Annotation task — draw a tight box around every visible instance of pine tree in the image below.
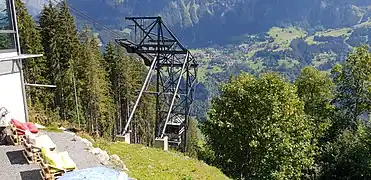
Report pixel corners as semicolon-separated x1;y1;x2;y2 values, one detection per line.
39;1;60;120
54;0;82;122
80;27;114;138
104;42;131;138
16;0;55;124
16;0;47;102
104;42;156;144
127;57;156;145
39;1;59;84
136;91;156;145
104;42;120;135
185;118;199;158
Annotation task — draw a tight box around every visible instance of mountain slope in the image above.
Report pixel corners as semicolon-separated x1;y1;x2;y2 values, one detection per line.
24;0;371;47
95;140;230;180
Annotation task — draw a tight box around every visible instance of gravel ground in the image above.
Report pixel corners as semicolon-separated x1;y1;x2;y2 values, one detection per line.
45;131;102;169
0;131;102;180
0;144;40;180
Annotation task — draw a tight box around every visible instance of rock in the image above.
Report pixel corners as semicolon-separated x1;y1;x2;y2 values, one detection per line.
97;150;110;165
102;150;109;157
81;138;93;148
87;146;94;152
109;154;129;172
72;135;82;142
90;147;102;155
110;154;120;162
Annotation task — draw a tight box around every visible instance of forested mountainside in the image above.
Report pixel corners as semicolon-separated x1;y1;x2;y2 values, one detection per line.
25;0;371;46
23;0;371;118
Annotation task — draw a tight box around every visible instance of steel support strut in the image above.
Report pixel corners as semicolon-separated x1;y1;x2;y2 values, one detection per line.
115;16;198;151
121;56;158;135
161;52;189;138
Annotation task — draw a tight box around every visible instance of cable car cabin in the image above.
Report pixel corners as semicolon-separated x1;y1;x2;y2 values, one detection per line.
0;0;43;126
165;126;182;145
164;116;185;145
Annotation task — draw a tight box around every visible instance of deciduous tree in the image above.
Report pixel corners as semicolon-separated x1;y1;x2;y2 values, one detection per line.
202;73;315;179
332;45;371;132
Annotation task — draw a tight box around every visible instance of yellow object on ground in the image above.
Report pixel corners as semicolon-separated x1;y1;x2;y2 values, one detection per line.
41;147;77;170
59;151;77;169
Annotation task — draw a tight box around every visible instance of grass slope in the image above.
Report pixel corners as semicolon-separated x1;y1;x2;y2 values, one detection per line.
95;141;229;180
316;28;352;37
268;27;307;50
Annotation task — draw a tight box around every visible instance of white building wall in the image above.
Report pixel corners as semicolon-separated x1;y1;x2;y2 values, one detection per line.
0;52;26;124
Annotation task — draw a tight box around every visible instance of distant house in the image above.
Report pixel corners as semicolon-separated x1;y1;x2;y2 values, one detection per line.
0;0;42;125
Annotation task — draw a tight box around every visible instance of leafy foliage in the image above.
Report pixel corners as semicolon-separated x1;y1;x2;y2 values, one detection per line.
332;45;371;132
294;67;335;178
295;67;334;141
202;73;315;179
320;123;371;179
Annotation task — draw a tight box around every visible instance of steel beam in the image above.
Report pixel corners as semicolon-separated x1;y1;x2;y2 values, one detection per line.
115;16;198;151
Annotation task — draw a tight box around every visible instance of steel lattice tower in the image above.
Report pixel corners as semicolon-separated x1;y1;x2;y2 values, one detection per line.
115;16;198;151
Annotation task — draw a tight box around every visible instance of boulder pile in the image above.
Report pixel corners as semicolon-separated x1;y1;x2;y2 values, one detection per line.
75;135;129;172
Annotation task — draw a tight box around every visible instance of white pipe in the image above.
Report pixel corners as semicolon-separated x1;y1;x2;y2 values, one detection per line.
25;83;57;88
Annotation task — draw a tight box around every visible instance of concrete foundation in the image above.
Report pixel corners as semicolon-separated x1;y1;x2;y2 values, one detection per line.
154;136;168;151
116;133;131;144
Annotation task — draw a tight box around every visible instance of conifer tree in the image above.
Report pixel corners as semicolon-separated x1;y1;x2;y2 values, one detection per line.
104;42;156;144
126;57;156;145
15;0;56;124
80;27;114;138
136;89;156;145
39;2;60;120
104;42;125;136
186;118;199;158
54;0;82;122
39;1;59;83
16;0;47;104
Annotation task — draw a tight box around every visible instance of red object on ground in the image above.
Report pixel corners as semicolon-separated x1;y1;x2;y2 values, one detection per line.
10;119;28;135
10;119;39;135
25;122;39;133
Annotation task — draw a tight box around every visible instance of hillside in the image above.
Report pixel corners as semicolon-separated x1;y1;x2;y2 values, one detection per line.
190;22;371;117
23;0;371;118
94;140;229;180
25;0;371;46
